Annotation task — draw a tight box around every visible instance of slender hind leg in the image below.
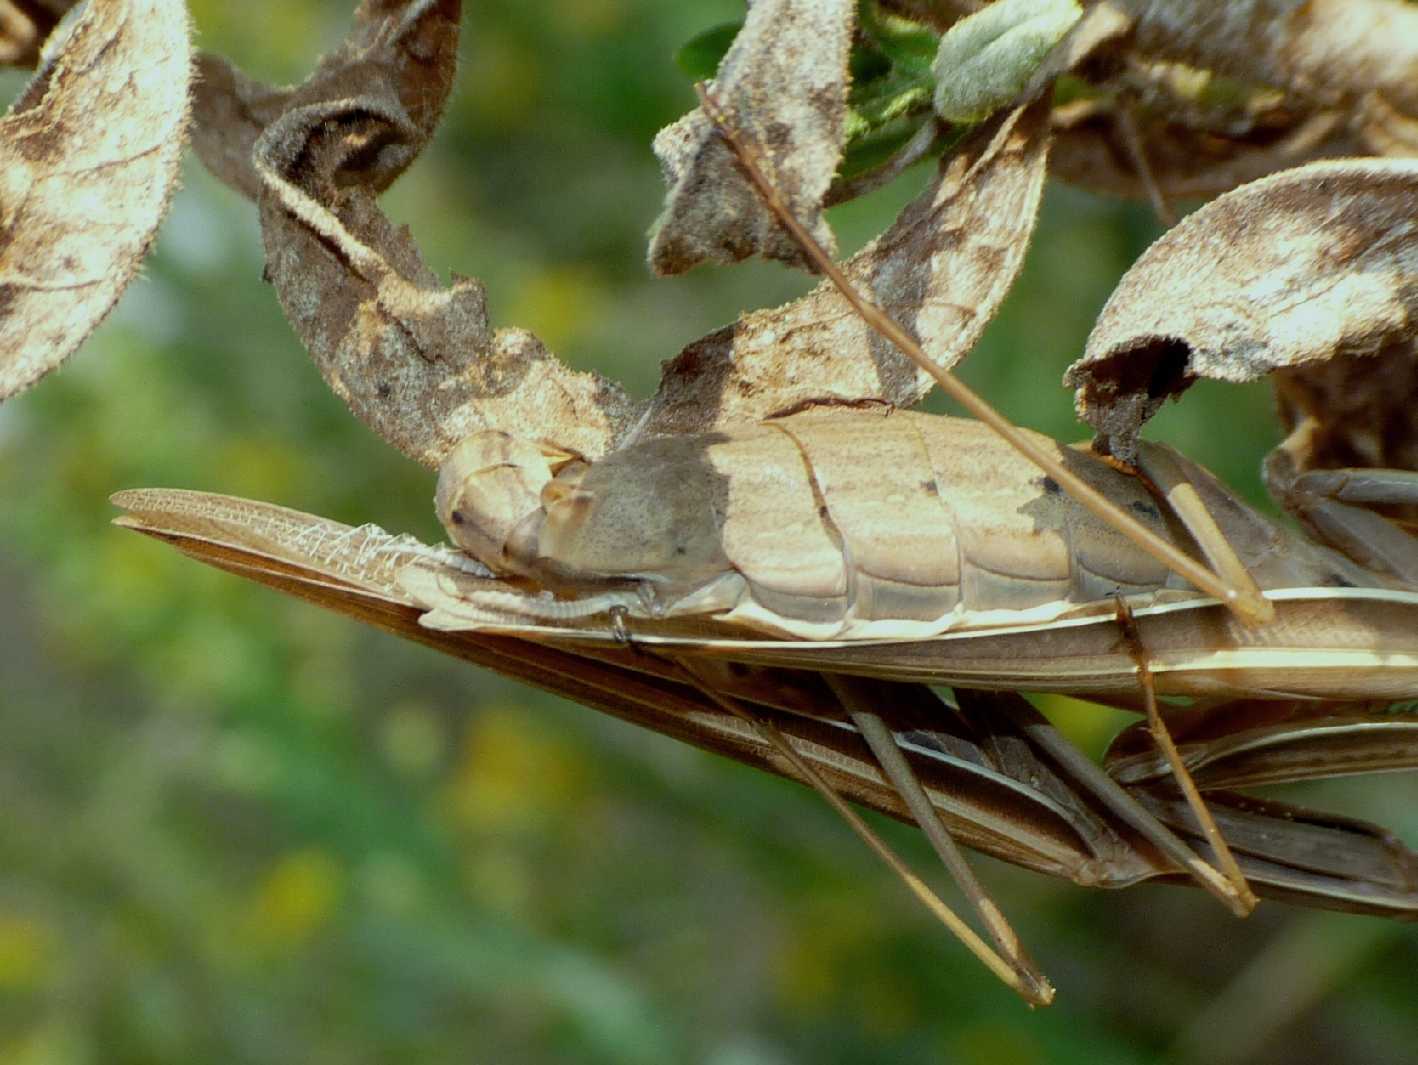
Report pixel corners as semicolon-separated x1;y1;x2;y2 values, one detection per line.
1114;598;1258;915
668;658;1056;1004
957;685;1254;915
823;674;1052;1000
1103;697;1418;916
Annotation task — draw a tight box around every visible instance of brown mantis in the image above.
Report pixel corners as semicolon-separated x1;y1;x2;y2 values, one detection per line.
109;486;1418;1005
120;149;1418;1007
298;89;1409;998
114;8;1418;1004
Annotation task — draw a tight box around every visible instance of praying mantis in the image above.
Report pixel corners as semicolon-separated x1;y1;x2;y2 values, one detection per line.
114;5;1418;1004
338;91;1414;999
115;107;1418;1006
109;483;1418;1005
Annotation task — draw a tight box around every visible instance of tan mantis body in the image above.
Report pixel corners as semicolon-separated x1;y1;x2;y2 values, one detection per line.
427;407;1418;698
112;487;1418;920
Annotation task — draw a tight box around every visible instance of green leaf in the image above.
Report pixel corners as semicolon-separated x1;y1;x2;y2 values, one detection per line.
673;21;741;81
933;0;1081;123
834;6;943;191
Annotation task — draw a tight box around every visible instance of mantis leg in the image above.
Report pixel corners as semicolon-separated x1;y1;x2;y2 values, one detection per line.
1105;699;1418;915
1271;470;1418;581
1130;444;1270;610
1264;414;1418;580
824;673;1052;1001
671;659;1056;1005
1106;700;1418;790
954;686;1252;914
1115;598;1258;914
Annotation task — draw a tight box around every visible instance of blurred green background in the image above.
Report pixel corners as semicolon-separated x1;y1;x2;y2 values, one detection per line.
1;2;1416;1063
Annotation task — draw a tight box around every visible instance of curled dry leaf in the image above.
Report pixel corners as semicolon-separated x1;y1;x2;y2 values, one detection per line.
1115;0;1418;153
644;101;1052;436
0;0;77;68
192;0;458;202
209;0;1050;462
0;0;190;401
202;0;637;468
648;0;853;276
189;51;292;202
1067;158;1418;464
1049;99;1366;203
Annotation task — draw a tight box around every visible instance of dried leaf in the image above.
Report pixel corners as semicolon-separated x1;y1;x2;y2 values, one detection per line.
192;0;461;204
1049;98;1365;202
1117;0;1418;120
0;0;190;401
1067;158;1418;463
0;0;76;68
1114;0;1418;155
226;0;637;468
189;51;291;202
647;0;853;275
643;101;1052;436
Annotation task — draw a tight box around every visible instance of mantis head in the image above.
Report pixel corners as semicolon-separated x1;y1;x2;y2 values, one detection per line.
435;432;587;578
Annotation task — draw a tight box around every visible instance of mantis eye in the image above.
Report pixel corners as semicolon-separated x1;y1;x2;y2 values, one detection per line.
435;432;554;572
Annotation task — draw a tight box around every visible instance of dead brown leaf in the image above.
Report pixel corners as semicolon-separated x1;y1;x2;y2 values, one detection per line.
204;0;638;468
1067;158;1418;464
1119;0;1418;117
644;101;1052;436
192;0;458;203
1050;98;1365;203
204;4;1051;466
1115;0;1418;157
0;0;190;401
647;0;853;276
189;51;292;202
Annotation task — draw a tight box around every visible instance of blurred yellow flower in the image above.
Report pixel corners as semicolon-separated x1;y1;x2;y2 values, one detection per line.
0;1022;88;1065
773;891;886;1014
552;0;629;36
502;266;607;359
241;849;343;952
442;706;588;833
0;914;53;991
456;34;543;130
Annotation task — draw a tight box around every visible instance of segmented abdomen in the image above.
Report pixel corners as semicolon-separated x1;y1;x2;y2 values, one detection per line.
724;410;1180;629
